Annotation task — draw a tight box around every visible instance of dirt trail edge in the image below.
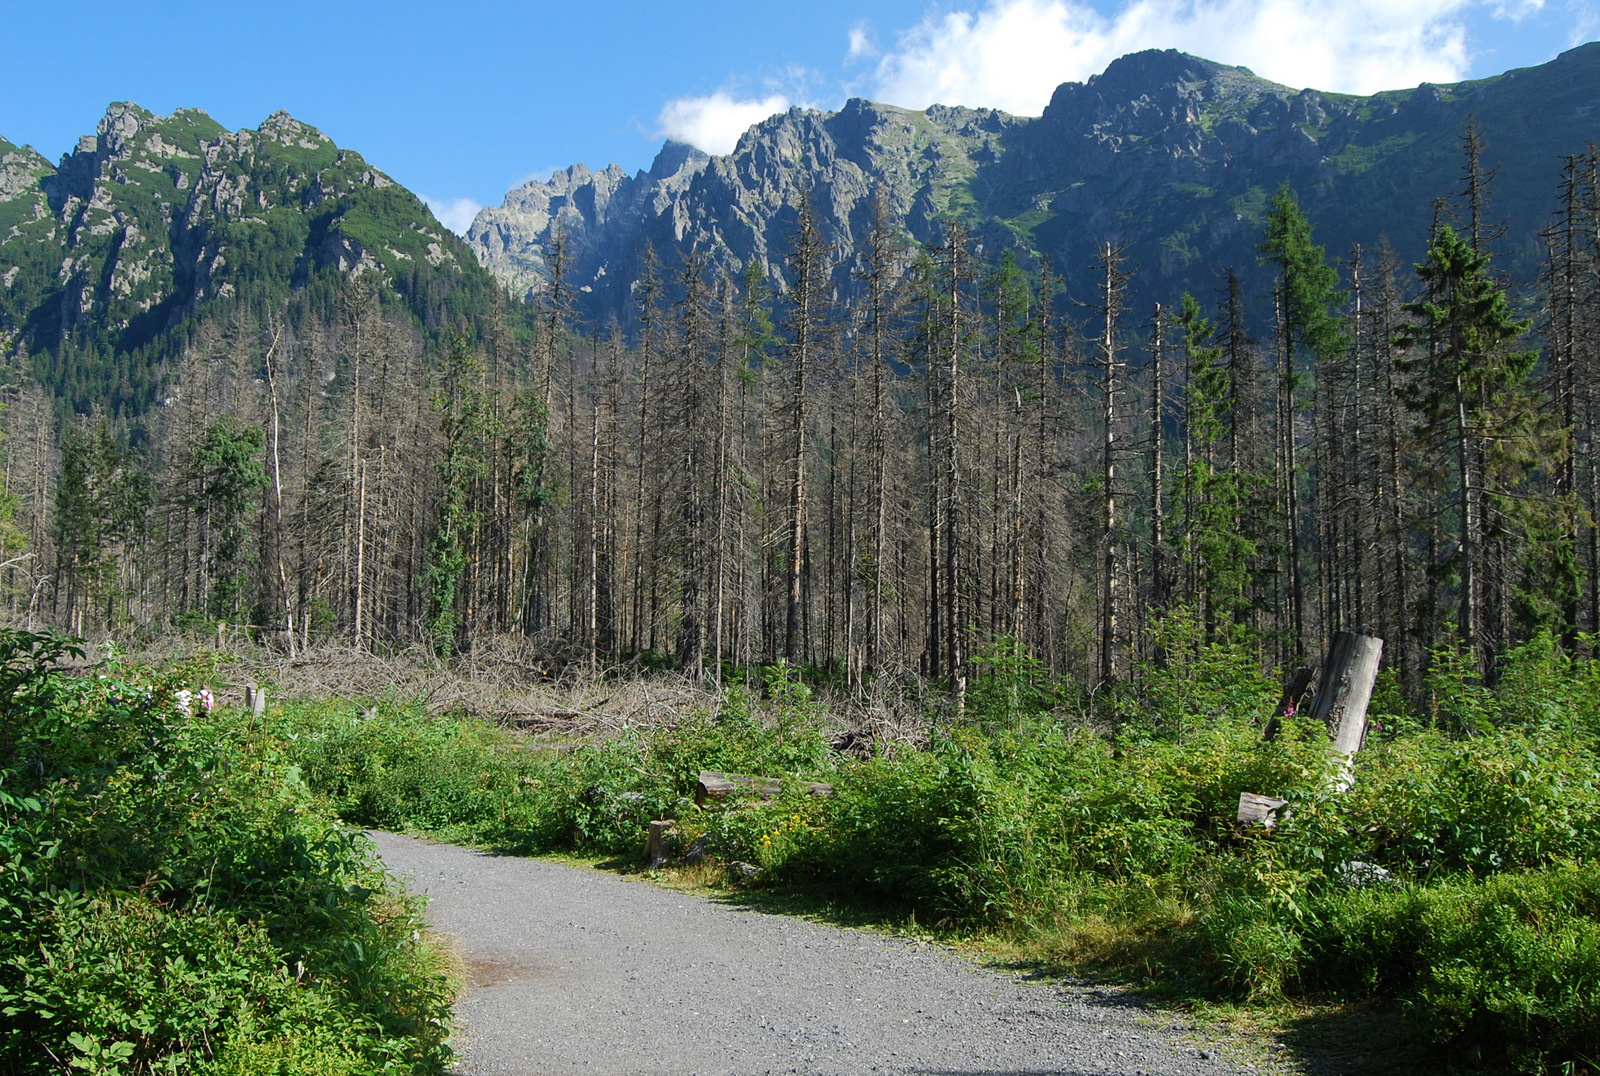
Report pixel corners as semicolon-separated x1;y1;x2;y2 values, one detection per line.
374;832;1275;1076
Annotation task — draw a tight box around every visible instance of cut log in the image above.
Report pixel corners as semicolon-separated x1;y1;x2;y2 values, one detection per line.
1307;631;1384;790
1237;792;1290;828
694;770;834;806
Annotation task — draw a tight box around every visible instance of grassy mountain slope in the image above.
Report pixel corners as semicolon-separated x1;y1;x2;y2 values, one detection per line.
0;104;506;419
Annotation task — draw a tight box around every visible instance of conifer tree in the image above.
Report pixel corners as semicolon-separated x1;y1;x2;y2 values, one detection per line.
1398;224;1550;666
1260;187;1347;659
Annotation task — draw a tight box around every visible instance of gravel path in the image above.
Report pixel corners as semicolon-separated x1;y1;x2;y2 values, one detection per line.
374;832;1277;1076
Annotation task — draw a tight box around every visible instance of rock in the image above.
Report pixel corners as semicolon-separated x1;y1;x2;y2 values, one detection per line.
1335;861;1396;888
729;861;764;884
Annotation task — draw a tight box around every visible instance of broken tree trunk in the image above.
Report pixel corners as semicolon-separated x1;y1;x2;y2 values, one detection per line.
1307;631;1384;790
1262;665;1315;741
1239;631;1384;824
695;770;835;806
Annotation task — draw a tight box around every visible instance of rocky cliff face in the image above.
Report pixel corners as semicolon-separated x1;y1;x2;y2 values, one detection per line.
0;103;484;412
470;96;1019;316
469;44;1600;322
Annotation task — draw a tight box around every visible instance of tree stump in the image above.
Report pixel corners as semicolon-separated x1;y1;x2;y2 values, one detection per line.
1237;792;1290;827
646;820;676;868
1241;631;1385;824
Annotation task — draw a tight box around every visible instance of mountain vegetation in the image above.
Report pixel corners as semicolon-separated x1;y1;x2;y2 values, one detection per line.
1;43;1600;1072
0;104;512;420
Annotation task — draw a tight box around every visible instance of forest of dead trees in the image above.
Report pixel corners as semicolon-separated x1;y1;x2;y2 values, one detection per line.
3;129;1598;707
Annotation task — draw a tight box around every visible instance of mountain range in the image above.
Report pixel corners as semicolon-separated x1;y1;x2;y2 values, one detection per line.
2;42;1598;415
468;42;1600;323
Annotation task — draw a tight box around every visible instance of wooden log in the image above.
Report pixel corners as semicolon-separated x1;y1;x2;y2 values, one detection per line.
1237;792;1290;828
694;770;835;806
1307;631;1384;790
646;820;676;868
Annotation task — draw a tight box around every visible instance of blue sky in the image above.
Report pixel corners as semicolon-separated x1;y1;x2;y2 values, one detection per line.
1;0;1594;233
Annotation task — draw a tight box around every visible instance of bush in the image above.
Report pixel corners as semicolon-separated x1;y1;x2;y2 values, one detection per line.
0;631;453;1074
1308;868;1600;1070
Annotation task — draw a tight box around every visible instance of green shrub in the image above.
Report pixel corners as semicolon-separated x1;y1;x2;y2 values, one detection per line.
1308;868;1600;1070
0;632;453;1074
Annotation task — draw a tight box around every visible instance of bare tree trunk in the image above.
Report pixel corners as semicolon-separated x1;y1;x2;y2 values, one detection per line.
941;224;969;712
1097;242;1130;687
262;320;296;656
1149;303;1167;621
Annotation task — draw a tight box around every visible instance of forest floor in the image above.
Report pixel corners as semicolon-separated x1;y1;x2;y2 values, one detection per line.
374;830;1293;1076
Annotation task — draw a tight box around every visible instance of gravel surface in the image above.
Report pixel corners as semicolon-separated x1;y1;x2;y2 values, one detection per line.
374;831;1279;1076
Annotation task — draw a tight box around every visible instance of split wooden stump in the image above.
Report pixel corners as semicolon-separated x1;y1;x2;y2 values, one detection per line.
1309;631;1385;790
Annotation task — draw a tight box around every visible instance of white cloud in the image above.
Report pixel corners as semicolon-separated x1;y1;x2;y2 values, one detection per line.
656;91;792;156
848;22;877;59
422;195;483;236
869;0;1482;114
1489;0;1542;18
1570;0;1599;45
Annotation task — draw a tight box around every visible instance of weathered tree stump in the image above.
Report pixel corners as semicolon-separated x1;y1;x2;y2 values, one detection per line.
645;820;676;868
1241;631;1385;822
1237;792;1290;828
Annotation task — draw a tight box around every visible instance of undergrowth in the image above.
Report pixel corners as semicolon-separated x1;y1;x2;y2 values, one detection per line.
0;631;454;1075
272;625;1600;1073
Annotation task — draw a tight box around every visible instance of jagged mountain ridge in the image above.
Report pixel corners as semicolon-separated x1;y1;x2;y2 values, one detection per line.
470;44;1600;323
0;103;496;416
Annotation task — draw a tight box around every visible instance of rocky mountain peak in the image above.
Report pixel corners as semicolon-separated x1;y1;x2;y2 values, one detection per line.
647;140;709;182
96;102;154;157
1093;49;1231;95
457;44;1600;326
0;140;54;200
1;101;482;404
258;109;332;149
